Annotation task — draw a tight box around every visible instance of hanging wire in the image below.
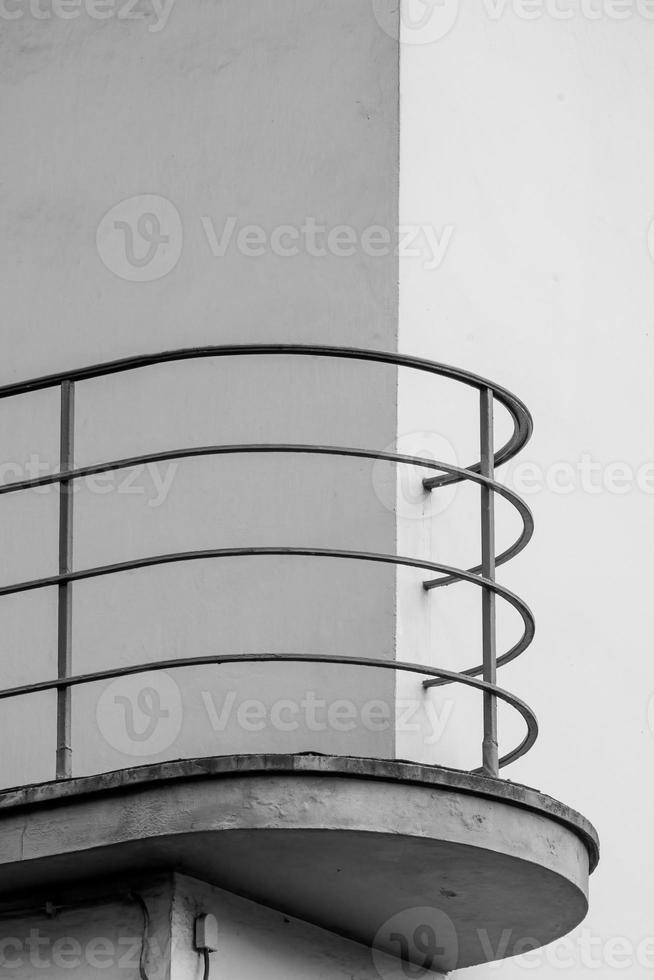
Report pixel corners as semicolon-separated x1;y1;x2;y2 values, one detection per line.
128;892;152;980
202;947;211;980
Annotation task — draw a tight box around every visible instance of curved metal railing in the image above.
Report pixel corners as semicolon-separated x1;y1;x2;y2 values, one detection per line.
0;345;536;780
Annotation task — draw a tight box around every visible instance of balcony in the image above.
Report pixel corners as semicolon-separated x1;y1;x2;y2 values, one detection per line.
0;345;598;972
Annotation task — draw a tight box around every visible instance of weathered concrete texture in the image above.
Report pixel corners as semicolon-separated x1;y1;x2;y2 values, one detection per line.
0;755;598;970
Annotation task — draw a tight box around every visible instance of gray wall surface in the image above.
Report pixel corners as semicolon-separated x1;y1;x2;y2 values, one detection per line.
0;0;401;783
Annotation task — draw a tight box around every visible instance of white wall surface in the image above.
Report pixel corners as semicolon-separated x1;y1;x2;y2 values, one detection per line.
397;1;654;976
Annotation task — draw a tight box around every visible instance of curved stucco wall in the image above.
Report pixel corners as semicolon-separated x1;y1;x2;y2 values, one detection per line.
0;0;524;787
0;0;402;786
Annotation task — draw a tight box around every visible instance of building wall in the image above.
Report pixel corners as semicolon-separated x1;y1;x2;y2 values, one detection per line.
170;873;407;980
0;871;447;979
0;0;402;785
0;876;172;980
0;0;525;785
395;2;652;977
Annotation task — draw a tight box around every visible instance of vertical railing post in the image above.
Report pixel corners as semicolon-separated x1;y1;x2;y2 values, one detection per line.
56;380;75;780
480;386;499;777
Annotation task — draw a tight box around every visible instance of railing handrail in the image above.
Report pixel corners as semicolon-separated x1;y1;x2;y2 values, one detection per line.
0;653;537;772
0;345;536;781
0;443;535;584
0;344;533;478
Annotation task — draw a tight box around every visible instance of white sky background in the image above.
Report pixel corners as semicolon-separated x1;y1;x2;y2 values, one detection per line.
399;3;654;978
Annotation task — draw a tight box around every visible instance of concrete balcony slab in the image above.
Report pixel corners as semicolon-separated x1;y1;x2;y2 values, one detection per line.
0;755;598;971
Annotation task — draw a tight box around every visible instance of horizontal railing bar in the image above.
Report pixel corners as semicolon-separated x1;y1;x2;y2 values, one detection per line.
0;652;538;770
423;473;534;585
0;442;534;579
0;547;535;672
0;345;533;476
